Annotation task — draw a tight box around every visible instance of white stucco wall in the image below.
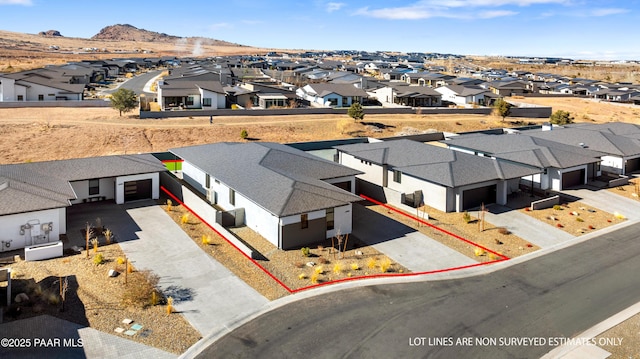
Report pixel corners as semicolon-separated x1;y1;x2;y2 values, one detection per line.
324;175;357;194
0;77;16;101
601;155;624;174
22;82;81;101
199;88;226;109
70;178;116;204
0;208;66;251
181;162;207;194
326;204;353;238
339;153;384;186
386;170;451;212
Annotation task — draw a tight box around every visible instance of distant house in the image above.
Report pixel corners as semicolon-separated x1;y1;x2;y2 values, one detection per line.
0;154;165;252
334;139;539;212
435;85;494;106
369;83;442;107
0;72;85;102
488;80;532;96
400;72;454;87
296;83;369;107
157;73;226;110
171;142;363;249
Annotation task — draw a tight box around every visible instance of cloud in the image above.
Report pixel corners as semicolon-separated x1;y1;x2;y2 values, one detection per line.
589;8;629;16
0;0;32;5
209;23;231;30
355;0;571;20
326;2;345;13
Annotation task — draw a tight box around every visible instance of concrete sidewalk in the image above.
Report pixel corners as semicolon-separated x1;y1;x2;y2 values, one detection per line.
352;204;476;272
484;204;575;248
118;203;269;336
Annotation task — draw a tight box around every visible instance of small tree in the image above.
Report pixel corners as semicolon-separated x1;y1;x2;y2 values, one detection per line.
240;129;249;140
347;102;365;121
110;88;138;116
494;98;512;122
549;110;574;125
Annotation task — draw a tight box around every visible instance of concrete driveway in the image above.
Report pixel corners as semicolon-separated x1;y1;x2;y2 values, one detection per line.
352;204;475;272
67;201;269;337
484;204;575;248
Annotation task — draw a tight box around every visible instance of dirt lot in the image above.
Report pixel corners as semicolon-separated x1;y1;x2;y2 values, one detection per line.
509;96;640;124
520;201;624;235
2;243;201;354
0;107;547;164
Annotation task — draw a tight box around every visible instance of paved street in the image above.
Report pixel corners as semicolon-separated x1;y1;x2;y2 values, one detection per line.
197;221;640;358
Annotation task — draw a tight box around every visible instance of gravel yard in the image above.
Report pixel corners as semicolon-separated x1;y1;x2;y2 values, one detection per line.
520;201;624;235
1;243;201;354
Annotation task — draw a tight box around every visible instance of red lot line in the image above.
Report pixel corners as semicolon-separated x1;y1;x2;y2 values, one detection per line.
360;194;510;261
161;159;184;163
160;186;509;295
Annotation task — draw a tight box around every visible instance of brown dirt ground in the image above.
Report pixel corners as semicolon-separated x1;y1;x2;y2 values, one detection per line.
1;243;201;354
508;96;640;124
0;107;548;164
607;179;640;201
596;312;640;359
520;201;624;236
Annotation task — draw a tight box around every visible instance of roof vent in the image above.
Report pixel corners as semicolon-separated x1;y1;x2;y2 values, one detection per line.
578;143;588;148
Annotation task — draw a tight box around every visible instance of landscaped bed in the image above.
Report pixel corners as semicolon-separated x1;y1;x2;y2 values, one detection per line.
365;203;540;261
163;199;409;298
2;243;201;354
520;201;625;235
607;179;640;201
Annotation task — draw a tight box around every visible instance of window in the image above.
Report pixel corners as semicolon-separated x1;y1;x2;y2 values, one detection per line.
89;179;100;195
186;96;194;106
17;95;24;101
38;94;44;101
326;208;334;230
229;188;235;206
393;170;402;183
328;98;338;106
215;179;220;184
48;93;55;97
301;213;309;229
203;98;212;107
205;174;210;188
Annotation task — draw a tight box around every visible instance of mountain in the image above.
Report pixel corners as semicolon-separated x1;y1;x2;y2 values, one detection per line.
90;24;240;46
91;24;179;42
38;30;63;37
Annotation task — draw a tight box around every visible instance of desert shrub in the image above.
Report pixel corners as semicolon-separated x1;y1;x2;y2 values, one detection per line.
122;270;160;309
104;229;113;245
47;292;60;306
93;253;104;265
151;290;160;306
488;252;498;261
380;258;392;273
117;257;126;265
310;273;319;284
90;238;99;253
298;273;307;280
474;247;486;256
462;211;472;223
202;235;211;245
351;263;360;271
301;247;310;257
166;199;173;212
240;129;249;139
553;205;562;211
333;262;343;275
576;217;584;222
314;266;324;275
367;258;377;269
318;256;329;264
498;227;511;235
166;296;174;315
181;213;189;224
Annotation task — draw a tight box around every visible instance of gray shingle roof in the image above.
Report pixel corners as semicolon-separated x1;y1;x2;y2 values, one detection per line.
170;143;363;217
305;83;369;98
445;134;603;169
335;139;540;187
0;154;166;215
524;126;640;157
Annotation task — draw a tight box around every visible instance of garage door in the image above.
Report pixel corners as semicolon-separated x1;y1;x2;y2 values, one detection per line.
124;179;152;202
462;185;496;210
561;169;585;189
625;158;640;174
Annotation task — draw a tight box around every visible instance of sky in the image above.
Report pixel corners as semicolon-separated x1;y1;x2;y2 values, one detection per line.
1;0;639;60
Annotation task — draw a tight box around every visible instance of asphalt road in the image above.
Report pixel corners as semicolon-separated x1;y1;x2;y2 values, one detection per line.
102;70;161;97
198;222;640;359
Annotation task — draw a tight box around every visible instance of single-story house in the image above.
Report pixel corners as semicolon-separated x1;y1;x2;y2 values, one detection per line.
488;80;532;96
0;73;85;102
296;83;369;107
368;83;442;107
444;133;604;191
435;85;494;106
157;73;226;110
523;123;640;175
170;142;363;250
334;139;540;212
0;154;165;252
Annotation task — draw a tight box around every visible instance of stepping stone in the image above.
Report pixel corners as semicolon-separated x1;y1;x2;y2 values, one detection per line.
131;324;143;331
138;329;152;338
122;318;133;324
114;327;125;334
124;330;137;336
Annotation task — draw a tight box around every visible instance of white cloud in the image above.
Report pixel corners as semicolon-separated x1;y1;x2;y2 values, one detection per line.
209;23;231;30
326;2;345;13
0;0;32;5
589;8;629;17
478;10;518;18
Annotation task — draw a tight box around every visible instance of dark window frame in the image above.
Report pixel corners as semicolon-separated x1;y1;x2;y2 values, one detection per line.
89;179;100;195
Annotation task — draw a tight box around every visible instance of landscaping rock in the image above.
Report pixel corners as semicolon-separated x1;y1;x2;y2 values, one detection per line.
108;269;119;277
305;262;315;267
14;293;29;303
